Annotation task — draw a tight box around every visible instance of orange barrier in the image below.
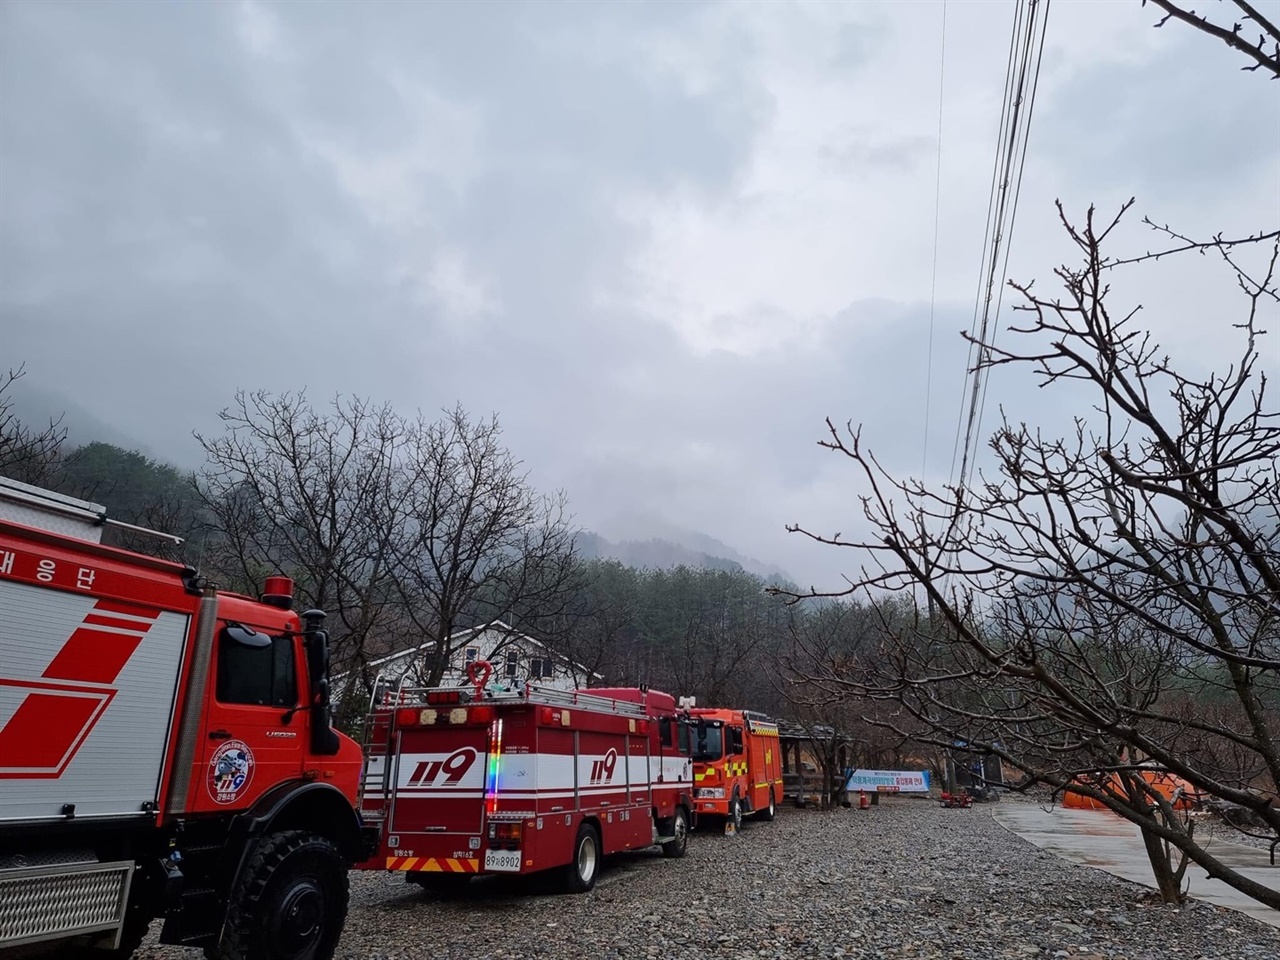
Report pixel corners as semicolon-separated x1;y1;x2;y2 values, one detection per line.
1062;769;1200;810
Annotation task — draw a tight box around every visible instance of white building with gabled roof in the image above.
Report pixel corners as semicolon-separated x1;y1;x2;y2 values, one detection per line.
347;620;600;696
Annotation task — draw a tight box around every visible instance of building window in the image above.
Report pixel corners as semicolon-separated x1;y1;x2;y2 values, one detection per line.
464;647;479;664
505;650;519;679
530;658;554;679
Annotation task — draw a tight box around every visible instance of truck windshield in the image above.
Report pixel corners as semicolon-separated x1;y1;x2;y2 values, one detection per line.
691;723;723;761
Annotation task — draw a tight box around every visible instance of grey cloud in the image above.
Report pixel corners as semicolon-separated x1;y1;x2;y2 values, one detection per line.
2;0;1275;591
822;132;937;172
1037;29;1280;198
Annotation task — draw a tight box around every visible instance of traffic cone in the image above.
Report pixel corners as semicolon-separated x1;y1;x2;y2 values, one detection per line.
859;790;870;809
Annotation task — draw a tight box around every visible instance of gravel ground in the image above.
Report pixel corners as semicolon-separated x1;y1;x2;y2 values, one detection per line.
135;797;1280;960
1193;815;1279;855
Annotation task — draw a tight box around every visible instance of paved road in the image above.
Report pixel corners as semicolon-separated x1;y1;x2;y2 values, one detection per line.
993;803;1280;928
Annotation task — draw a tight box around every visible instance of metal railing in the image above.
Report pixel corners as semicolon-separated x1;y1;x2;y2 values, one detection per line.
364;678;651;719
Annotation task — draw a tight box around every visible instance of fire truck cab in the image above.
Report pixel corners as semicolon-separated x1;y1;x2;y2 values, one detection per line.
358;671;694;893
688;707;783;831
0;478;369;960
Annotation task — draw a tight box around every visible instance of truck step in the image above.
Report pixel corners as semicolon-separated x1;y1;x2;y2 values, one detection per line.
159;886;221;947
176;843;225;857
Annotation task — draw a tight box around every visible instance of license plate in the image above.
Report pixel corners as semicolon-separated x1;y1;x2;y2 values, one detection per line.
484;849;523;873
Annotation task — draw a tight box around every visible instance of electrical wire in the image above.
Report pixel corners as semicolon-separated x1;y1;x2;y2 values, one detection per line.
923;0;949;481
949;0;1026;488
950;0;1051;504
974;0;1051;460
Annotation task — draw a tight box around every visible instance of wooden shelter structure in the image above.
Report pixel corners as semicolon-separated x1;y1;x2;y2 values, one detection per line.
776;719;852;808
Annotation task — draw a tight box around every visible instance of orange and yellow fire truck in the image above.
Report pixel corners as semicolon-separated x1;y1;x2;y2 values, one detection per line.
357;666;695;892
688;706;782;831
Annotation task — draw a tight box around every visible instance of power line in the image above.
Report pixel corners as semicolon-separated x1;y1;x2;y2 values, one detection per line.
922;0;949;481
975;0;1051;459
951;0;1051;503
949;0;1026;488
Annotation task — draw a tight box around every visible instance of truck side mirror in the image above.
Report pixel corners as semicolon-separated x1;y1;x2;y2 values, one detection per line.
300;610;340;756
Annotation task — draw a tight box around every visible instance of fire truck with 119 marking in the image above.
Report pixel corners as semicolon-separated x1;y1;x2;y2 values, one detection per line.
358;664;696;892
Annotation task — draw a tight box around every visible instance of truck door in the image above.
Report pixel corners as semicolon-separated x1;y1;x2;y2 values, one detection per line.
748;727;770;805
388;721;489;842
192;622;305;813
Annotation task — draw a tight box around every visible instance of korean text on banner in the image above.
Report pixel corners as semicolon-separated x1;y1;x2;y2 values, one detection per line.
845;769;931;793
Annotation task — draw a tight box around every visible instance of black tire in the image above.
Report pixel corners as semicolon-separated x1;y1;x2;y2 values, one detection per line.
660;807;689;858
758;788;776;822
728;795;744;833
563;823;601;893
209;830;348;960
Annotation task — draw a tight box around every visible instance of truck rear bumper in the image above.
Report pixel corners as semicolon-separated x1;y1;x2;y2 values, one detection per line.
0;859;134;950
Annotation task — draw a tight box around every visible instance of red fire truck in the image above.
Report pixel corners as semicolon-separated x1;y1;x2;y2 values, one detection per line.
0;478;370;959
357;667;694;892
688;706;783;831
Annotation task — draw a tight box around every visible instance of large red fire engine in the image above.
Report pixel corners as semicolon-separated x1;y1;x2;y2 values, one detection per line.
357;666;694;892
0;478;370;959
688;706;783;831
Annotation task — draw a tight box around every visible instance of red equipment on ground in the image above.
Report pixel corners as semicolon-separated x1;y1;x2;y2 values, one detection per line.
357;665;695;892
939;790;974;808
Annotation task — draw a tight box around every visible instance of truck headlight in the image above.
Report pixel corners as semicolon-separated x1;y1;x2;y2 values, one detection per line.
696;788;725;799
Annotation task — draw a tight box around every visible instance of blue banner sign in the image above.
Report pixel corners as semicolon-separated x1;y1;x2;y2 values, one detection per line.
845;769;931;793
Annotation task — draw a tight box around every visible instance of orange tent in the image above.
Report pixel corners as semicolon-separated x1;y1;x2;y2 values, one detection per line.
1062;769;1201;811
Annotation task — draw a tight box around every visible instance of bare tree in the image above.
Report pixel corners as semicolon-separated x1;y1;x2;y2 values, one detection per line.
393;405;580;686
776;599;927;809
534;558;641;687
1145;0;1280;77
195;391;412;682
782;200;1279;906
653;567;780;707
0;364;68;487
777;3;1280;907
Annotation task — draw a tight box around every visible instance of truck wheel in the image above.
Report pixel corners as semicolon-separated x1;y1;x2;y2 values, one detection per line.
212;830;348;960
728;796;744;833
563;823;600;894
758;789;776;822
661;807;689;858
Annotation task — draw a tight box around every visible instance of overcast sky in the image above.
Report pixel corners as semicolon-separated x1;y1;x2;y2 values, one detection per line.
2;0;1277;589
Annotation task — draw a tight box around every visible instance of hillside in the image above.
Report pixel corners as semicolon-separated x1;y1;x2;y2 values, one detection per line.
575;530;793;584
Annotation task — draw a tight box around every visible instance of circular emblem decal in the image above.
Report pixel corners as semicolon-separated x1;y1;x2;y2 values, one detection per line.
208;740;255;804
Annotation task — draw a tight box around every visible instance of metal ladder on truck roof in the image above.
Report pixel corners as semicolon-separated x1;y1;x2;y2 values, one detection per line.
382;679;651;720
362;674;652;721
0;475;184;545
